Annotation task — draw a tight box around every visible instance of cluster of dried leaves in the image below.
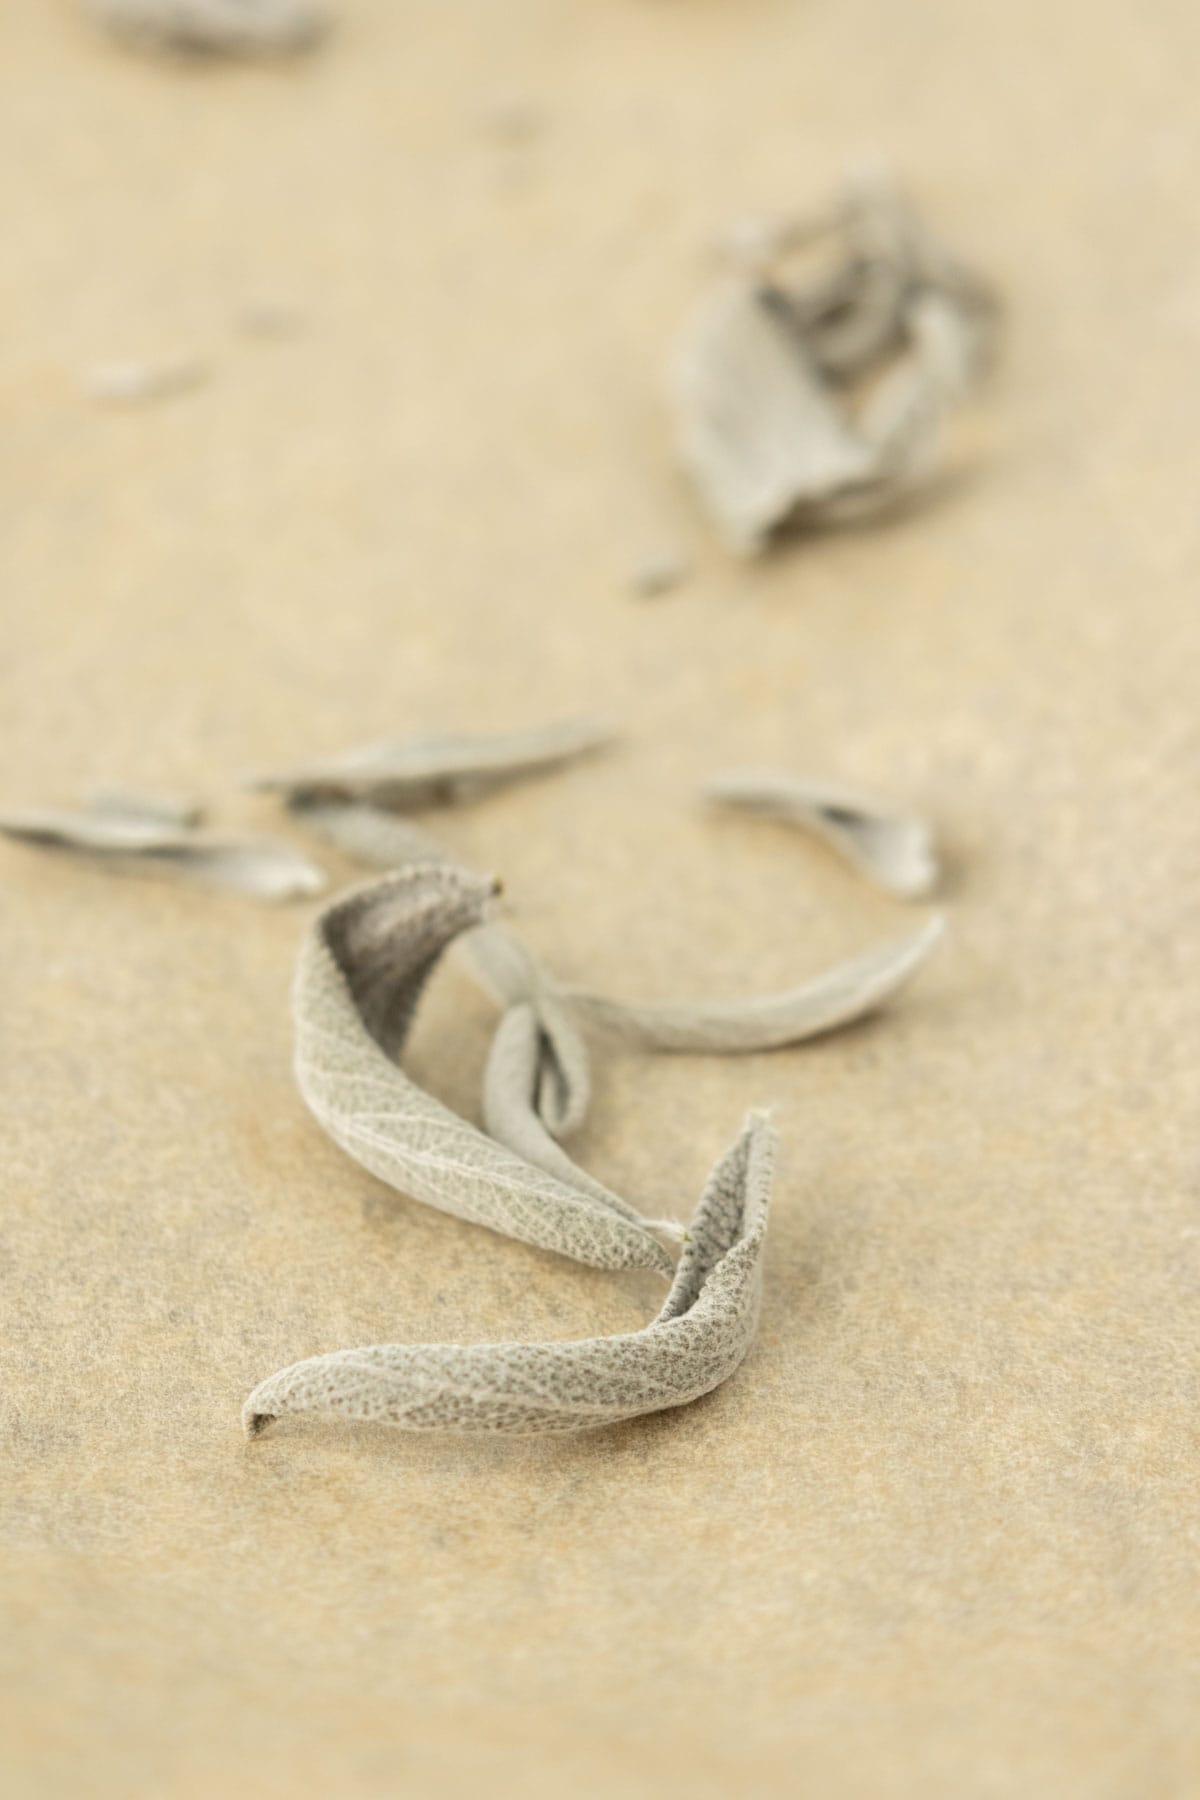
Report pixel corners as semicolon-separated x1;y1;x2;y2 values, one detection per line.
2;716;957;1432
1;723;947;1438
233;729;946;1439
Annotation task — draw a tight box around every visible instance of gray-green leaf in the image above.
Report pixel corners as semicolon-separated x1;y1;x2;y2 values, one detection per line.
287;800;460;871
88;0;327;55
292;867;675;1274
249;717;614;811
0;803;324;902
707;770;938;898
674;177;996;552
562;917;944;1053
243;1110;775;1438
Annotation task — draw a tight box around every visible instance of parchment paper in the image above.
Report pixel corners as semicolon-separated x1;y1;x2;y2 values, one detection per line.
1;2;1197;1795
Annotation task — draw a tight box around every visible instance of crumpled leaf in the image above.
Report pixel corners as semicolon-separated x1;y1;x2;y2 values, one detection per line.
89;0;327;56
708;770;938;899
243;1109;775;1437
674;175;997;552
745;176;997;385
561;917;944;1053
673;285;878;554
292;867;675;1274
0;802;324;902
249;717;614;811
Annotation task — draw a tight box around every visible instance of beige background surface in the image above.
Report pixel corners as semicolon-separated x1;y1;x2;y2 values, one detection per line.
2;2;1198;1795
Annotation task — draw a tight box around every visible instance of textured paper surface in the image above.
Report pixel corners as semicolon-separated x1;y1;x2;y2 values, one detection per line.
1;2;1198;1796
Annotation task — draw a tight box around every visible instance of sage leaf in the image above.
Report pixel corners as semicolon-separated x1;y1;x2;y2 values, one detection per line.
249;717;614;811
288;801;460;872
88;0;327;55
85;788;203;830
674;176;997;552
561;917;944;1053
243;1110;774;1438
292;867;674;1274
460;922;590;1138
481;1000;663;1232
708;770;938;899
0;803;324;902
673;283;877;554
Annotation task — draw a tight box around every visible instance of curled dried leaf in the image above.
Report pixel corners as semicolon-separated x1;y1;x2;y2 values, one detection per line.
292;868;674;1274
250;717;614;811
481;1000;659;1231
721;175;996;385
459;923;590;1138
676;175;997;551
708;771;938;899
0;804;324;901
243;1110;774;1438
89;0;327;55
673;284;876;554
562;917;944;1053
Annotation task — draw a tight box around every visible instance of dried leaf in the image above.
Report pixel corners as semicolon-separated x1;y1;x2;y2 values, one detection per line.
675;176;997;551
707;771;938;899
85;354;210;405
719;175;996;385
285;828;608;1175
292;868;675;1274
562;917;944;1053
0;804;324;901
673;284;876;554
89;0;326;55
243;1110;774;1438
288;801;460;872
250;717;614;811
629;552;689;599
460;923;590;1138
811;291;980;525
85;788;203;830
481;1000;662;1232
